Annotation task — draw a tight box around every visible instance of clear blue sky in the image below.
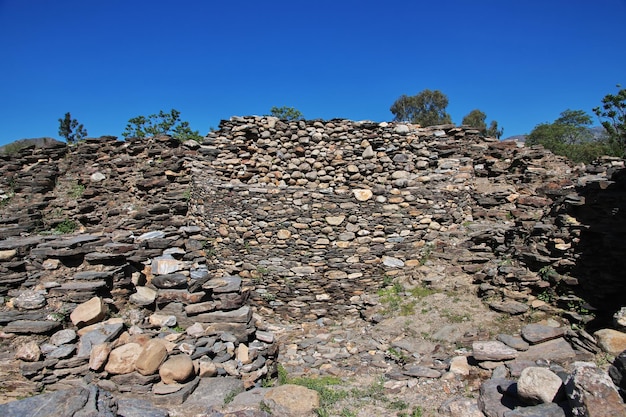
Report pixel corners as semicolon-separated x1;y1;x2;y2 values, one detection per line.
1;0;625;145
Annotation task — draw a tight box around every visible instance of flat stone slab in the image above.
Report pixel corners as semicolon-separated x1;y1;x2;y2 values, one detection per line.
473;341;519;361
521;324;565;344
402;366;441;378
4;320;61;334
517;338;576;362
151;377;200;406
489;301;529;315
497;334;530;351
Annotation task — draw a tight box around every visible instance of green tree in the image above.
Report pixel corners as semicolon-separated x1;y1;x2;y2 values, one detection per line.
390;89;452;127
462;109;504;138
527;109;616;163
593;85;626;154
486;120;504;139
58;112;88;144
462;109;487;132
269;106;303;121
122;109;202;142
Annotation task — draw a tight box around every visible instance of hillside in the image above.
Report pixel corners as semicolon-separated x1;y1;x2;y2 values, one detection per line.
0;117;625;416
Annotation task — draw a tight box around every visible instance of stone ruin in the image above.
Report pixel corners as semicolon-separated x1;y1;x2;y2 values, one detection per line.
0;116;625;416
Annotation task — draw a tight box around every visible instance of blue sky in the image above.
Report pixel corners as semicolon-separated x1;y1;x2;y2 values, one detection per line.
1;0;625;145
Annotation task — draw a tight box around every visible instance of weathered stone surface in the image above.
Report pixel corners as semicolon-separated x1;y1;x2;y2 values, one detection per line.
473;341;519;361
594;328;626;355
521;324;565;344
502;403;567;417
403;365;441;378
76;322;124;358
15;341;41;362
195;305;251;323
151;377;200;406
489;300;529;315
566;362;626;417
105;342;143;375
478;378;522;417
135;339;168;376
117;398;170;417
50;329;77;346
439;396;484;417
264;384;320;417
0;386;116;417
13;290;47;310
4;319;61;334
70;296;108;327
497;334;530;351
517;367;565;404
159;354;194;384
516;338;576;362
89;342;111;371
130;286;158;306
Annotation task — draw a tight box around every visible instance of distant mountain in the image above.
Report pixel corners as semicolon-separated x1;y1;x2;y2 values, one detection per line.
502;126;608;144
0;137;64;155
503;134;527;143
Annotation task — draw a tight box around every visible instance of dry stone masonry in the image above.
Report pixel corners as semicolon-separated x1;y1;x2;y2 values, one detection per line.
1;116;625;416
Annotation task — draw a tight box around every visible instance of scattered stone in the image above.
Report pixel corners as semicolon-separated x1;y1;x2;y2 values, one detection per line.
263;384;320;417
15;341;41;362
70;296;107;327
13;290;47;310
473;341;519;361
567;362;626;417
594;328;626;355
159;354;194;384
521;324;565;344
105;342;143;375
497;334;530;351
136;339;168;376
517;367;565;404
489;300;529;315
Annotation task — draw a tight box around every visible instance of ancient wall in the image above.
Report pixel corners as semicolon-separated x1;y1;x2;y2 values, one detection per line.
1;117;625;395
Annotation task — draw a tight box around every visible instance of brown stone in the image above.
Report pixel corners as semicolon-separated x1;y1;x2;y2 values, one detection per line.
70;296;108;327
135;339;168;376
104;342;142;375
159;354;194;384
594;328;626;355
264;384;320;417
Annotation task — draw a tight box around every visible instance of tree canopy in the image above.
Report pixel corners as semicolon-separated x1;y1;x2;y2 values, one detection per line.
390;89;452;126
58;112;87;144
122;109;202;142
526;109;617;163
269;106;303;121
461;109;503;139
593;85;626;154
462;109;487;132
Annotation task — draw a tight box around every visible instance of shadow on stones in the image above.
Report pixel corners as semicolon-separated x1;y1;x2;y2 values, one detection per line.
566;167;626;328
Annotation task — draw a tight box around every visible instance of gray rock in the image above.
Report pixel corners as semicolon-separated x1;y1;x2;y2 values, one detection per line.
521;324;565;344
0;386;116;417
50;328;77;346
151;273;188;289
117;398;170;417
473;341;519;361
516;338;576;362
517;367;564;404
403;366;441;378
503;403;567;417
478;378;522;417
13;290;47;310
497;334;530;351
4;320;61;334
566;362;626;417
76;322;124;358
439;396;484;417
489;301;529;315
